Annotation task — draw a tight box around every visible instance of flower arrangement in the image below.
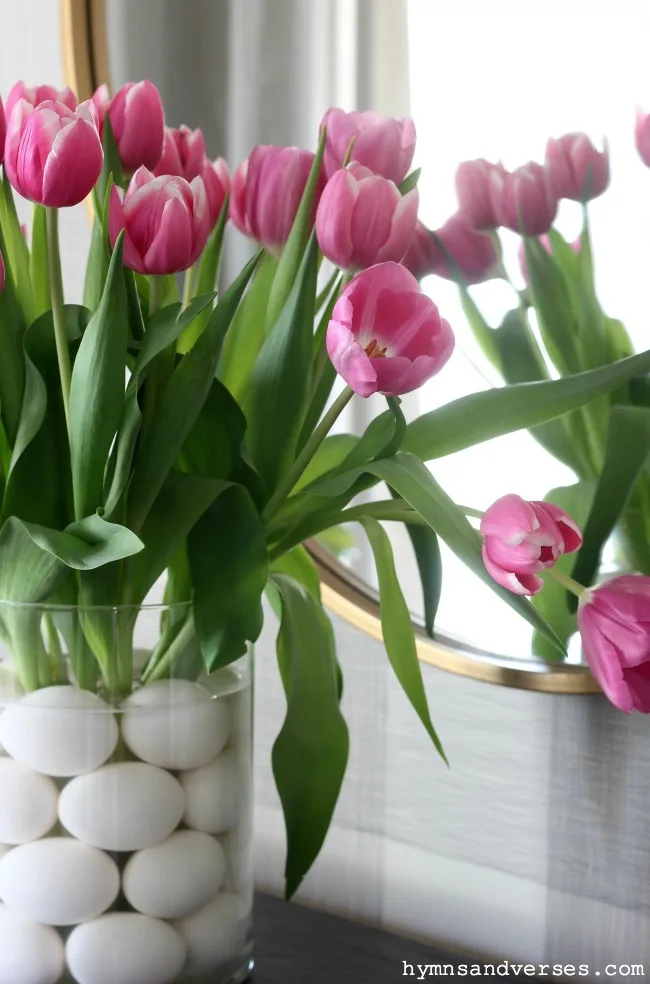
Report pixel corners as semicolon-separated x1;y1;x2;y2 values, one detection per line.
0;78;648;911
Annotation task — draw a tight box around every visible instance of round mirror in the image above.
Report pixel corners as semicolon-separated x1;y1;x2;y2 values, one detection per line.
62;0;609;692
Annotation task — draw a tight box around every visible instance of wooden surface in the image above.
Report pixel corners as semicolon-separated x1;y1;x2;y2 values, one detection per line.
251;893;463;982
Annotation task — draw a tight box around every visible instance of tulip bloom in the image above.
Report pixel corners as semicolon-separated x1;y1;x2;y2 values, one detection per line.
402;222;440;281
109;167;210;275
578;575;650;713
455;158;505;230
481;494;583;595
153;125;206;182
635;109;650;168
230;145;323;253
5;81;77;121
489;163;557;236
321;108;416;184
316;163;418;271
5;99;103;207
545;133;610;202
201;157;230;228
416;214;501;286
326;262;454;398
91;81;164;172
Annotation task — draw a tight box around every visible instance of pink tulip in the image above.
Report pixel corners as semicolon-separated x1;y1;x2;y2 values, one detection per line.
455;158;506;230
0;98;5;166
5;99;102;207
229;145;323;253
489;163;558;236
321;108;416;184
518;233;581;283
201;156;230;228
315;162;418;271
109;166;209;275
481;494;583;596
153;125;206;182
326;261;454;398
545;133;610;202
578;575;650;713
91;81;164;172
635;108;650;167
5;81;77;122
401;221;441;281
418;214;501;285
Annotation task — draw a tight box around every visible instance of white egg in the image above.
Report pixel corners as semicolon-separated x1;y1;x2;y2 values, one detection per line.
0;846;10;897
175;891;248;976
59;761;185;851
181;749;242;834
0;903;65;984
0;837;119;925
121;679;230;770
123;829;225;919
0;758;58;844
220;828;254;906
66;913;186;984
0;686;118;777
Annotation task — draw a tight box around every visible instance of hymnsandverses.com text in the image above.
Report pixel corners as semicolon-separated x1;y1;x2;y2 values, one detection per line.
403;961;645;978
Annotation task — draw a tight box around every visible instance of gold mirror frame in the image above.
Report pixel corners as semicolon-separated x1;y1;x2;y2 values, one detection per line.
59;0;598;695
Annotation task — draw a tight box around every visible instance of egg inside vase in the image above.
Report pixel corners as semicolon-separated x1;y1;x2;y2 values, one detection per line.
0;666;254;984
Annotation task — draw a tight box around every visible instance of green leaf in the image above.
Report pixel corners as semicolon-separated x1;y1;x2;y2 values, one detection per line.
94;116;124;212
364;454;566;655
0;174;33;325
21;513;144;571
0;261;26;445
271;545;321;601
178;195;230;354
129;473;230;603
459;286;500;369
571;406;650;597
360;517;445;758
0;517;65;602
294;433;358;492
30;205;51;320
398;167;421;195
270;572;349;899
69;235;127;520
128;251;260;530
188;484;268;671
265;127;325;330
132;295;214;383
524;237;580;375
403;348;650;462
83;218;108;312
219;251;278;402
531;481;595;661
389;489;442;638
243;236;318;494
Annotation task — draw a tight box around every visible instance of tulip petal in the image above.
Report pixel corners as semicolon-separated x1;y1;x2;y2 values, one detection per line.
483;534;548;575
376;187;419;264
534;500;583;553
41;117;103;207
349;176;399;266
482;544;544;595
480;494;540;544
143;194;193;274
622;662;650;713
578;605;634;712
326;318;377;398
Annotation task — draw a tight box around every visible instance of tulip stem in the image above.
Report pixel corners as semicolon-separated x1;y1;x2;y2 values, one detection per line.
45;207;71;435
182;263;199;310
546;567;586;597
148;275;163;318
263;385;355;524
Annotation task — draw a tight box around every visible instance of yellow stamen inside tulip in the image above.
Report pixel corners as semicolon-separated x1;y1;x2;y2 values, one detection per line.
365;339;387;358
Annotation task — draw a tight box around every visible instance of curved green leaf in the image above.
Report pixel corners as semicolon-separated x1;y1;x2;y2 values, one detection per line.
219;251;278;401
270;572;349;899
22;514;144;571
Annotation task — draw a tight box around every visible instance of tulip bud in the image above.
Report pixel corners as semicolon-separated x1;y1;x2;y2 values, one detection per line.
545;133;610;202
578;575;650;713
321;108;416;184
326;261;454;398
109;166;210;275
201;157;230;229
480;494;582;595
5;99;103;207
635;108;650;168
316;162;418;271
91;81;165;173
153;125;206;182
489;163;557;236
230;145;323;253
5;81;77;122
418;214;501;285
455;158;505;230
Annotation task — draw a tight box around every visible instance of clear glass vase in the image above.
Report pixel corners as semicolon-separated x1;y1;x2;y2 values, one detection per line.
0;601;253;984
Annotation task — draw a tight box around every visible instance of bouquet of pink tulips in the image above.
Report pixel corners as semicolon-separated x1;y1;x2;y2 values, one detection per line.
1;78;649;894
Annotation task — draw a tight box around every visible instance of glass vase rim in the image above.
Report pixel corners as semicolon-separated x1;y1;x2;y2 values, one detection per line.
0;598;193;614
